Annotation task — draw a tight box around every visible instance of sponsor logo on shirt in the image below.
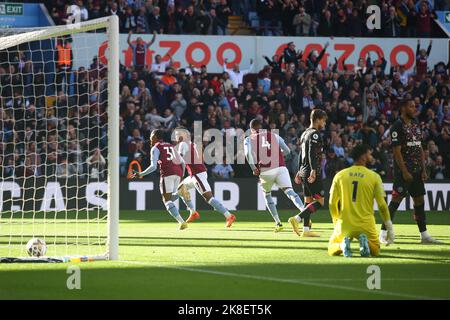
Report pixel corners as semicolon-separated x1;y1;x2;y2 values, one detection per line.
406;141;421;147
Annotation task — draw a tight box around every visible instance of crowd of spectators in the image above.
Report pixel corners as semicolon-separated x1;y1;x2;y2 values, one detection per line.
254;0;447;38
47;0;233;35
117;36;450;180
45;0;448;38
0;46;109;180
1;36;449;180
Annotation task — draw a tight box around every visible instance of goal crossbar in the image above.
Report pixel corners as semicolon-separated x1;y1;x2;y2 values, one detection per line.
0;17;111;51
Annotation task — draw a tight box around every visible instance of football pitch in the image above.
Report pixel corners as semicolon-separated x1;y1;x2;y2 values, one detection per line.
0;210;449;300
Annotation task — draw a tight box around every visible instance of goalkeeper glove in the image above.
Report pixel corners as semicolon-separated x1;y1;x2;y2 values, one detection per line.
384;220;395;245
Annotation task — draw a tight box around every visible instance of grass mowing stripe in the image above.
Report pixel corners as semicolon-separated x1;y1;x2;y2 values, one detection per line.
120;260;443;300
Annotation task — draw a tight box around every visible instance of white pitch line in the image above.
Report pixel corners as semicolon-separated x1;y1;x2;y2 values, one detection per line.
119;260;444;300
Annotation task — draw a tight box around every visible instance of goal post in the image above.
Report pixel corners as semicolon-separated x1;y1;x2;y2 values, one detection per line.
0;16;119;262
107;15;119;261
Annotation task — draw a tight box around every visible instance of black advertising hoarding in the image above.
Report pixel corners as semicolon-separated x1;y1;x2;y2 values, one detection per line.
1;178;449;212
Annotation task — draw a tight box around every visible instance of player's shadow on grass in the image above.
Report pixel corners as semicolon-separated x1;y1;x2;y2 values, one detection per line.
378;246;450;263
220;228;333;234
120;236;327;243
395;235;450;240
379;253;450;264
5;240;444;260
391;241;450;245
119;236;328;245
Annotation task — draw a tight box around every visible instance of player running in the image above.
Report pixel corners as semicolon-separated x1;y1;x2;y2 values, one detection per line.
379;99;441;244
173;127;236;228
132;129;188;230
328;144;395;257
289;109;328;237
244;119;305;232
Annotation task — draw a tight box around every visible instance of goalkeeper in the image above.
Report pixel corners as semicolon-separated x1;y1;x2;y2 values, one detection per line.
328;144;395;257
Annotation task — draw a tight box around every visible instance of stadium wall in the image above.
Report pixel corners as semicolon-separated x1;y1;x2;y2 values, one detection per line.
1;178;449;212
71;34;449;73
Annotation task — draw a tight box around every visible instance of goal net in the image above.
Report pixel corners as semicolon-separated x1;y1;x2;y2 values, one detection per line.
0;17;119;262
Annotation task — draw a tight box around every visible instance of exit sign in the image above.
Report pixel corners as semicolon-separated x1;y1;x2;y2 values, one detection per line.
0;3;23;16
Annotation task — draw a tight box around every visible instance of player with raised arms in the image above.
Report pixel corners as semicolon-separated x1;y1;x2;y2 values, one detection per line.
132;129;188;230
174;127;236;228
379;98;441;244
289;109;328;237
244;119;305;232
328;144;395;257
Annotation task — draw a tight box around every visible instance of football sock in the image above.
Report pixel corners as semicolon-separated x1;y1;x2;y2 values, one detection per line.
165;200;184;223
381;201;400;230
171;193;196;214
413;203;427;233
180;195;195;214
264;193;281;224
284;188;304;211
299;201;322;219
303;201;311;227
420;230;430;239
208;197;231;218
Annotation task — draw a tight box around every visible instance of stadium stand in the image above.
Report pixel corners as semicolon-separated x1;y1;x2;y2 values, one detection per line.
43;0;449;37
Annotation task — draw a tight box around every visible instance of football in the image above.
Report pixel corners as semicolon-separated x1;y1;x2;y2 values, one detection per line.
26;238;47;257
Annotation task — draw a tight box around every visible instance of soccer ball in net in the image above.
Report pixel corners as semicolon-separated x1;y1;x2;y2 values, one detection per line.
26;238;47;257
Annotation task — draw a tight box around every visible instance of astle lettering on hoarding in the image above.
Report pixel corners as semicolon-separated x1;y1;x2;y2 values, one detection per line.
0;3;23;16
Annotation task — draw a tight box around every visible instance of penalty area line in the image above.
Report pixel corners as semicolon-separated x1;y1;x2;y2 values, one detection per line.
119;260;442;300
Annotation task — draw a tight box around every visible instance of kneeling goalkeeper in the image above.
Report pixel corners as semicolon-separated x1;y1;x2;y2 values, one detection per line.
328;144;395;257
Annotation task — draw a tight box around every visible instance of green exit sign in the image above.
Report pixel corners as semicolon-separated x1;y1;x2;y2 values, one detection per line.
0;3;23;16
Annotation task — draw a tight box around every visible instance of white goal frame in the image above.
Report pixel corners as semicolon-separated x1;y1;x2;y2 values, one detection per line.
107;15;119;261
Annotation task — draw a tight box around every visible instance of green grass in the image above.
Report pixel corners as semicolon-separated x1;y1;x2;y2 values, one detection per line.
1;210;449;300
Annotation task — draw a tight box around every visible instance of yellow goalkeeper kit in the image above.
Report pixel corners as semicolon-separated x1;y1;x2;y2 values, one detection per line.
328;165;391;256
